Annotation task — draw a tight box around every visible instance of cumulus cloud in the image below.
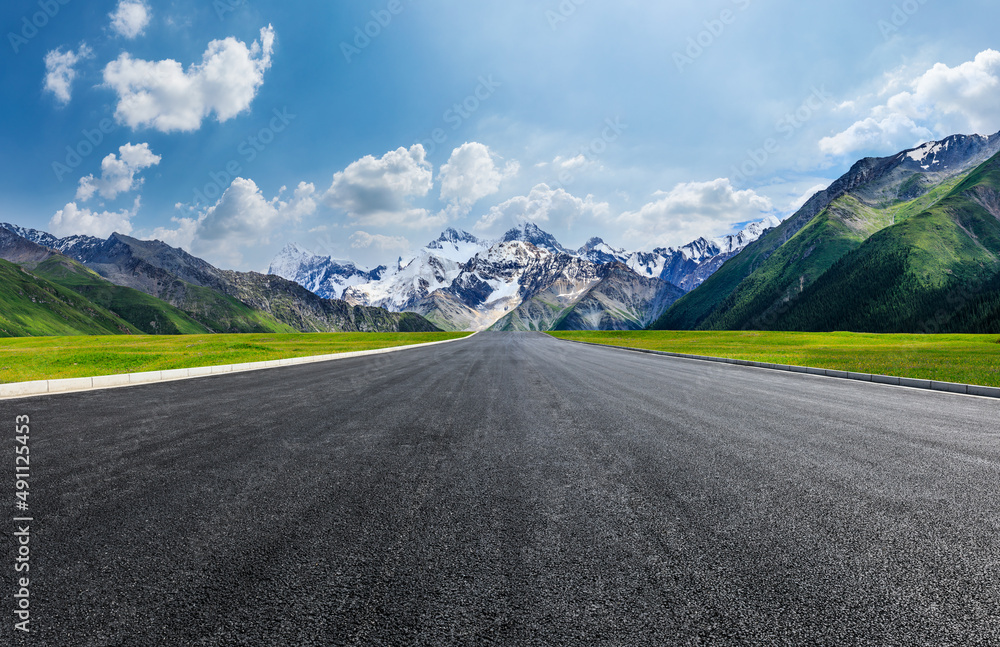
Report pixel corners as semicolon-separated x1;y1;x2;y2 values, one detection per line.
148;216;199;250
438;142;518;216
821;49;1000;156
44;44;91;104
349;231;411;251
196;178;313;246
617;178;774;250
76;142;161;202
153;179;316;267
103;25;275;132
324;145;440;228
819;112;934;157
110;0;150;39
473;183;610;233
50;197;139;238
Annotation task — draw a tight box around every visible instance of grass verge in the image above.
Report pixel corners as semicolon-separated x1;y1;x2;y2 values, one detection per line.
547;330;1000;387
0;332;472;384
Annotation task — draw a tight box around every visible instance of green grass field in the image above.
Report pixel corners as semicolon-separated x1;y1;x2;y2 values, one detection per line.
548;330;1000;387
0;332;471;384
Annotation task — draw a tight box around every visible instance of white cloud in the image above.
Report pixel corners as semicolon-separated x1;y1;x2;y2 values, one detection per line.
103;25;275;132
473;183;610;233
438;142;518;216
554;154;589;170
821;49;1000;156
324;145;438;228
76;142;161;202
148;216;199;250
819;112;934;157
44;44;91;104
153;179;316;267
349;231;411;251
617;178;774;250
109;0;150;39
787;183;831;213
50;197;139;238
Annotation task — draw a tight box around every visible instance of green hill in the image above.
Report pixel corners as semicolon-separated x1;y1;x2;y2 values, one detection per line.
697;178;964;331
0;258;142;337
28;255;215;334
775;152;1000;332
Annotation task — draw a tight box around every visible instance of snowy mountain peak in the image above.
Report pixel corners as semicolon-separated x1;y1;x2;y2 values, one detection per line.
428;228;481;248
707;215;782;255
896;130;1000;172
0;222;106;256
578;237;628;265
500;221;568;254
267;242;382;300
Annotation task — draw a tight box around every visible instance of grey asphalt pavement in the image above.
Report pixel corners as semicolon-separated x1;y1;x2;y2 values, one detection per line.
4;332;1000;646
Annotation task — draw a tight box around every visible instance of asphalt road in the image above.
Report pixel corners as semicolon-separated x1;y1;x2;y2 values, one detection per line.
4;332;1000;646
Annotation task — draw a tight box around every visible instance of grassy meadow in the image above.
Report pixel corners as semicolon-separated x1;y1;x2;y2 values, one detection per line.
0;332;471;384
548;330;1000;387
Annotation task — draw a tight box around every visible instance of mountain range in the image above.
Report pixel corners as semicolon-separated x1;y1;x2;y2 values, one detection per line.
0;225;440;337
269;218;781;331
6;129;1000;339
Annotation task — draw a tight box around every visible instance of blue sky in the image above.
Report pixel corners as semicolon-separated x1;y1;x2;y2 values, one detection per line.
2;0;1000;270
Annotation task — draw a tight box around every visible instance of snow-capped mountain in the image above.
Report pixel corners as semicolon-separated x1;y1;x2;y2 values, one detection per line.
268;243;385;300
897;132;1000;173
426;227;485;257
500;221;571;254
436;239;605;329
269;217;781;331
491;261;685;332
0;223;105;257
340;228;491;312
577;238;628;265
625;216;781;291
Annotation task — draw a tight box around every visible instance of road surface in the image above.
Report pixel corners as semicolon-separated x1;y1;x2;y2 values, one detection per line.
4;332;1000;645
